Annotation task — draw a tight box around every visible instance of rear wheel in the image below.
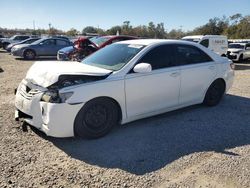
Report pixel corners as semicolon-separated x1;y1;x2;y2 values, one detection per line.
203;80;225;106
74;98;119;139
23;50;36;60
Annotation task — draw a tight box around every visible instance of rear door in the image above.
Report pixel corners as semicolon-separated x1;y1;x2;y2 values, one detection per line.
125;44;181;117
175;44;217;104
55;39;71;55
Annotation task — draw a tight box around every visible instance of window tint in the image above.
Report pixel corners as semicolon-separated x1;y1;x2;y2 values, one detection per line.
139;45;176;70
56;39;68;45
200;39;209;47
176;45;213;65
42;39;55;45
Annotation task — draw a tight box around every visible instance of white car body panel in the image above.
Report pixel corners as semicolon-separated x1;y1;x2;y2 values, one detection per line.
15;39;234;137
125;66;180;117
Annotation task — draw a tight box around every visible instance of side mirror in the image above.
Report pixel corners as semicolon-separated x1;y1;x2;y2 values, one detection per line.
39;42;44;45
133;63;152;73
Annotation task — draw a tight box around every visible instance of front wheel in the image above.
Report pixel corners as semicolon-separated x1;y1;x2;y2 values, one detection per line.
203;80;225;106
74;98;119;139
23;50;36;60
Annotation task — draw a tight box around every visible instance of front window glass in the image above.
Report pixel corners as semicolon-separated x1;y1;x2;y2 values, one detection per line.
81;43;145;71
139;45;176;70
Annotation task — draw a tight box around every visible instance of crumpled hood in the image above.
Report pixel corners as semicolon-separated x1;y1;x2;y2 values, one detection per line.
25;61;112;88
228;48;243;53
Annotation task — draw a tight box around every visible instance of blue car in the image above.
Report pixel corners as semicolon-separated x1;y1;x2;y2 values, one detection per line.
11;37;72;60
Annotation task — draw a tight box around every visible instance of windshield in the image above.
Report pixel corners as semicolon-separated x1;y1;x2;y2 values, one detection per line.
81;43;145;71
228;44;244;49
90;36;111;47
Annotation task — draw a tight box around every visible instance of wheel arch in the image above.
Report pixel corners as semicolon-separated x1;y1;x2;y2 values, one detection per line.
203;78;226;100
23;48;36;57
81;96;123;123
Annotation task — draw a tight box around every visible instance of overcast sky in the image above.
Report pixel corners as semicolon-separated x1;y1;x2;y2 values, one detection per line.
1;0;250;31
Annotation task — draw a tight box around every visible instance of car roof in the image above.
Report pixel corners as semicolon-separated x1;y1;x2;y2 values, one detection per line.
118;39;194;46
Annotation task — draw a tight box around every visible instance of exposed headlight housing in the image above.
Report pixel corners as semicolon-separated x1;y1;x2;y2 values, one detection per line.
41;90;74;103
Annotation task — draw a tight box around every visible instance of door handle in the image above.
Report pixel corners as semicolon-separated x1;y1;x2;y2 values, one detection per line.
170;72;180;77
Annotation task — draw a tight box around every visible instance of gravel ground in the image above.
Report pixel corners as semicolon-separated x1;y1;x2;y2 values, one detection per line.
0;50;249;188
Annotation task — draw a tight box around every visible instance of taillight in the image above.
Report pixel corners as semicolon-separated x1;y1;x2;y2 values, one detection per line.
230;63;235;70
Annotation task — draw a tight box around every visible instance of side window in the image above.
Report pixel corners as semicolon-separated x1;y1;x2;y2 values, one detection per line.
176;45;213;65
56;39;68;45
20;36;29;40
13;36;21;40
200;39;209;48
43;39;55;45
139;45;176;70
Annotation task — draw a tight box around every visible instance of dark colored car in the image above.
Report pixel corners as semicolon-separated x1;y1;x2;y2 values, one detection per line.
6;38;41;52
57;35;138;61
11;37;72;60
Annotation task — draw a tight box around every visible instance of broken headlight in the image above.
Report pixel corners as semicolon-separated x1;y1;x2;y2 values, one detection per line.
41;90;73;103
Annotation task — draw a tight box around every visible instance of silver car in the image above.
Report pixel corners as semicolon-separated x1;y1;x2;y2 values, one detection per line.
11;38;72;60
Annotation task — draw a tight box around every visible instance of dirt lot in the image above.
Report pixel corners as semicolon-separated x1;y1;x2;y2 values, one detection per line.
0;50;250;188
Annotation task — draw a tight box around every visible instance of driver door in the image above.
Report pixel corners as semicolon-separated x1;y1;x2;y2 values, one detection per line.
125;44;181;117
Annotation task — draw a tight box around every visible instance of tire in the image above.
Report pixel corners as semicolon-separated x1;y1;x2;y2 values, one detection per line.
74;98;119;139
23;50;36;60
238;54;243;63
203;80;225;106
3;43;9;50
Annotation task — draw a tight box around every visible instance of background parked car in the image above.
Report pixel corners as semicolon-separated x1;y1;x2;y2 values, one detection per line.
11;37;72;60
57;35;138;61
0;35;31;49
6;38;41;52
227;42;250;62
182;35;228;56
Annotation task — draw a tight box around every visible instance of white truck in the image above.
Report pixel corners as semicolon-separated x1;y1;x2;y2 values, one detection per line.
182;35;228;56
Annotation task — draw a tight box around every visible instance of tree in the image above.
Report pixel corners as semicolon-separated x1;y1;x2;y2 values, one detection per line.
107;26;122;35
66;28;79;36
82;26;97;34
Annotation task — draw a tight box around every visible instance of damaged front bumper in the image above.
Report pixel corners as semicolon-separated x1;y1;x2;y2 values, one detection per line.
15;79;84;137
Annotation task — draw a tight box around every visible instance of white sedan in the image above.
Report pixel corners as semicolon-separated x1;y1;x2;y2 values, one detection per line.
15;39;234;138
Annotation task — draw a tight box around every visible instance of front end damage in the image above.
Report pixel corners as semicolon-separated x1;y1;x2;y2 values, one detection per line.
14;79;84;137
